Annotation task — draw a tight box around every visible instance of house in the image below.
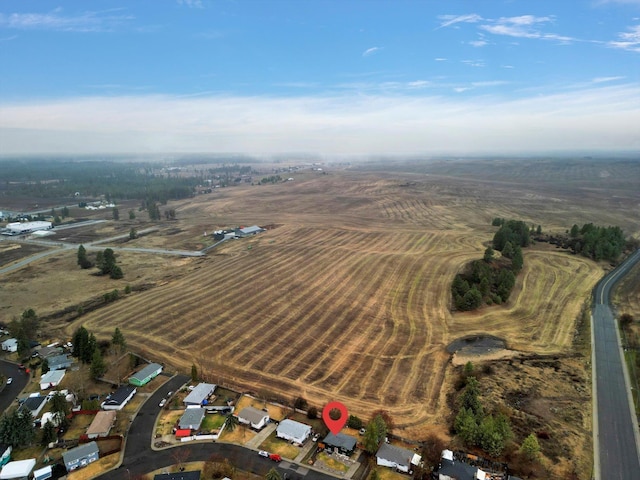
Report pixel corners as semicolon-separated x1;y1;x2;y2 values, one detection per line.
1;339;17;353
0;444;10;467
376;442;421;474
20;396;47;418
237;406;269;430
86;411;117;439
183;383;216;406
0;459;36;480
129;363;163;387
46;354;72;371
153;471;201;480
63;441;99;471
434;450;514;480
32;466;52;480
178;408;205;431
322;432;357;455
235;225;264;237
34;346;63;359
101;385;136;410
39;370;65;390
275;419;311;444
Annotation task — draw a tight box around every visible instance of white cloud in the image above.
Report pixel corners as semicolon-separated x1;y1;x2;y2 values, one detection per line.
437;14;483;29
177;0;203;8
592;76;625;83
462;59;486;67
469;39;488;47
2;85;638;155
362;46;381;57
0;9;133;32
608;24;640;51
434;58;447;61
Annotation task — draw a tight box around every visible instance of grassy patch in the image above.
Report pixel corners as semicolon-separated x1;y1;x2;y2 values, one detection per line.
316;451;349;473
258;432;301;460
201;413;226;431
63;413;95;440
624;350;640;416
156;410;183;436
67;455;119;480
218;424;256;445
372;467;410;480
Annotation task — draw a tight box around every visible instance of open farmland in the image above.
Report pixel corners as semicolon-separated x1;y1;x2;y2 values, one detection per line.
0;159;618;441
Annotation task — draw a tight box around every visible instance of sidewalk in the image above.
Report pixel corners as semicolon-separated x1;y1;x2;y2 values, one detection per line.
245;423;276;449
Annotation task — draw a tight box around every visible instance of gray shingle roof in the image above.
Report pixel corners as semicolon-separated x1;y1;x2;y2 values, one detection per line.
238;406;269;425
376;442;414;467
130;363;162;382
183;383;216;405
62;441;99;464
323;432;357;451
179;408;205;430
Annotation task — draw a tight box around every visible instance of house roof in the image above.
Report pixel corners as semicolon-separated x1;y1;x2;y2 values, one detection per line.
33;465;52;480
276;419;311;439
1;339;16;347
376;443;416;467
40;370;65;384
179;408;205;429
153;471;201;480
175;429;192;438
86;411;117;436
238;406;269;425
62;441;99;464
322;432;357;451
0;459;36;479
103;385;136;406
47;354;71;369
22;396;46;411
436;458;482;479
238;225;263;234
35;346;63;358
130;363;162;382
183;383;216;405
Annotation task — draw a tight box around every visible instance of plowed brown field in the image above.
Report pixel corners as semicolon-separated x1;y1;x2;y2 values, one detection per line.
22;162;630;437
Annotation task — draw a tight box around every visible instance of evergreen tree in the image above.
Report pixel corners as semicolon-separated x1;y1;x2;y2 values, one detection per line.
112;328;126;353
77;245;93;269
41;421;56;446
90;349;106;379
483;246;494;263
191;364;198;382
128;209;136;220
112;207;119;220
41;358;49;374
520;433;541;460
265;468;282;480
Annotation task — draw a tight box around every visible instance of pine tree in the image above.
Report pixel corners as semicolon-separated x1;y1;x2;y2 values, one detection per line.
520;433;541;460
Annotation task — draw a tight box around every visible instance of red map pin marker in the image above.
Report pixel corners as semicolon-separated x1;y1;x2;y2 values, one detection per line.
322;401;348;435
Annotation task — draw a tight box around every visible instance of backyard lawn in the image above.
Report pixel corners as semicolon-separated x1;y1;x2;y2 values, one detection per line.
258;432;301;460
219;424;256;445
315;451;349;473
201;413;226;432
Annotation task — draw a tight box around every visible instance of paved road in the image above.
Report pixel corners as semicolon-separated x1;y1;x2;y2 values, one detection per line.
0;360;30;414
97;374;336;480
592;248;640;480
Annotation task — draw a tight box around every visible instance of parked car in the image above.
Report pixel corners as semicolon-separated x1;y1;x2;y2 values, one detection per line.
258;450;269;458
166;391;173;397
159;399;167;408
6;378;12;385
269;453;282;462
312;434;319;442
359;428;366;435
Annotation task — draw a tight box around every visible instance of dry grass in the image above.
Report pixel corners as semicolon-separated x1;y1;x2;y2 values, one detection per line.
258;432;302;459
66;454;119;480
235;395;286;421
3;160;639;479
219;424;256;444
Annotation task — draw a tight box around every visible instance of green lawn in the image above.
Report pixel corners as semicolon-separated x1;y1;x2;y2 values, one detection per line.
201;413;226;432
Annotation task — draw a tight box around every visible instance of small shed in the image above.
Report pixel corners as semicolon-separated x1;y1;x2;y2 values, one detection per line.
183;383;216;406
237;406;269;430
32;466;52;480
86;411;117;439
129;363;162;386
63;441;99;472
179;408;205;430
0;459;36;479
39;370;65;390
276;419;311;444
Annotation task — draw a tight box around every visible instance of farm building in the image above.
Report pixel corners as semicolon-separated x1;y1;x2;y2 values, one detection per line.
39;370;65;390
237;406;269;430
1;339;17;353
5;221;52;235
0;459;36;479
32;466;52;480
129;363;162;386
63;441;99;472
276;419;312;444
86;411;117;439
102;385;136;410
178;408;205;430
154;471;201;480
0;444;10;467
322;432;357;455
376;442;421;473
235;225;264;237
46;354;72;371
20;396;47;418
183;383;216;406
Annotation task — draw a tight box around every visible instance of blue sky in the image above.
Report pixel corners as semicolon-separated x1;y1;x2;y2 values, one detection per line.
1;0;639;155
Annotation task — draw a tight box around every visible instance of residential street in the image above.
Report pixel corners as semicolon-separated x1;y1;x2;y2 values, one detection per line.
0;359;29;414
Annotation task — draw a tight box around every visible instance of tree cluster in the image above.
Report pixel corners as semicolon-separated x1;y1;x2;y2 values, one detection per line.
453;374;512;457
260;175;283;184
0;409;35;448
362;412;392;454
96;248;123;279
569;223;625;261
71;326;122;380
8;309;39;357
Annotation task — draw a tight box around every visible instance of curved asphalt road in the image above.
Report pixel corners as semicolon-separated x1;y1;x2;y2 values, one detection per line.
0;360;30;414
97;375;335;480
592;248;640;480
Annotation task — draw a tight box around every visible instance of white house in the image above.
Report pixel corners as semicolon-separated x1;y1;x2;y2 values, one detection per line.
183;383;216;406
0;459;36;479
237;406;270;430
1;339;17;353
275;419;311;444
39;370;65;390
376;442;421;473
101;385;136;411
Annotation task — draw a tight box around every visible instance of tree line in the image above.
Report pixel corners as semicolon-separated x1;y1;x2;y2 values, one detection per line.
569;223;625;261
452;219;529;311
